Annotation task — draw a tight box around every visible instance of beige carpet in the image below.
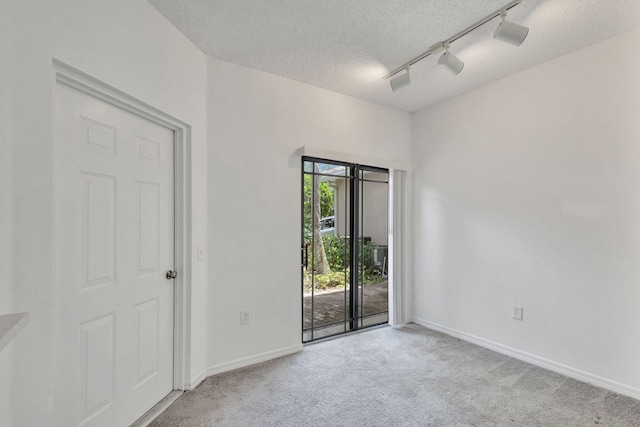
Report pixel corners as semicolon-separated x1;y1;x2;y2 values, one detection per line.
150;324;640;426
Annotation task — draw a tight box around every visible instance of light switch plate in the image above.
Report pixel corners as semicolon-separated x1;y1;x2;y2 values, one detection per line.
240;310;250;325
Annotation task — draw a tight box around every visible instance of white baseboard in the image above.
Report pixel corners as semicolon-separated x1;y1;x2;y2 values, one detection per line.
186;368;208;391
207;344;303;377
411;318;640;401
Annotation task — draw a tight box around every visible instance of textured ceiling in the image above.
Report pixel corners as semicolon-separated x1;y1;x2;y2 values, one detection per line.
148;0;640;112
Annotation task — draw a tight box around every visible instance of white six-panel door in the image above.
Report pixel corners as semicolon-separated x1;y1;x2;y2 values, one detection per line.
54;82;175;427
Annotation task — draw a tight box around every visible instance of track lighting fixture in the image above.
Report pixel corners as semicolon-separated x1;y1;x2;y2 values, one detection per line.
390;69;411;92
438;46;464;76
383;0;528;91
493;12;529;46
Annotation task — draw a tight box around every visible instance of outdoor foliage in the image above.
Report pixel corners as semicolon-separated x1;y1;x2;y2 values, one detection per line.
302;174;333;243
323;235;376;273
303;269;348;291
302;170;383;291
322;235;348;270
303;235;382;292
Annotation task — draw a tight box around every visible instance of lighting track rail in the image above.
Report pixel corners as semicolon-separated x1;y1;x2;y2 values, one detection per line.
383;0;527;90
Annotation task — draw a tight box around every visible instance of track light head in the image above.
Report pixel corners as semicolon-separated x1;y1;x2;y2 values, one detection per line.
438;50;464;76
494;14;529;46
390;69;411;92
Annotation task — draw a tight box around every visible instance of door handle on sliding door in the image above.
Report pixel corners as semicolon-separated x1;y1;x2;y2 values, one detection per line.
301;244;309;268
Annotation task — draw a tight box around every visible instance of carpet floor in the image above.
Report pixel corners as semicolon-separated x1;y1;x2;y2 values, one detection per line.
150;324;640;426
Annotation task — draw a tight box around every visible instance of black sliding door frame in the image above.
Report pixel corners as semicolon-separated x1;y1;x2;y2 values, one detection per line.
355;164;389;330
302;156;389;343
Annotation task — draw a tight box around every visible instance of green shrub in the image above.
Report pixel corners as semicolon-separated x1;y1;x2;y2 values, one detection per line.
303;269;347;291
322;235;348;270
322;235;376;273
302;175;334;243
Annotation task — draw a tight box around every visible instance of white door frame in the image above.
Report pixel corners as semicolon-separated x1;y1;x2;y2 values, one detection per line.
53;59;193;391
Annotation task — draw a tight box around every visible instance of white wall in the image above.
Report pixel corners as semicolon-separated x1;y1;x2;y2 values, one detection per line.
411;27;640;398
1;2;57;425
0;5;15;421
207;57;411;371
0;1;208;425
0;0;13;316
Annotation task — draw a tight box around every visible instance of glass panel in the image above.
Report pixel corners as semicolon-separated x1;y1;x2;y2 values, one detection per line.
359;170;389;183
303;161;313;173
315;162;348;176
302;159;352;342
358;170;389;328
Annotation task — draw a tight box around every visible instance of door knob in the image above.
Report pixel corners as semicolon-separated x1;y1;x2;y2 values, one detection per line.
166;270;178;280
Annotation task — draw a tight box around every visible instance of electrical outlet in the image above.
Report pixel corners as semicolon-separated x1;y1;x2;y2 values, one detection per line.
513;305;523;321
240;310;251;325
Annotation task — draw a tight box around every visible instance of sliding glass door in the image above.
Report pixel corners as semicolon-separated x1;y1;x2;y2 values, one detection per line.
302;157;388;342
356;166;389;329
